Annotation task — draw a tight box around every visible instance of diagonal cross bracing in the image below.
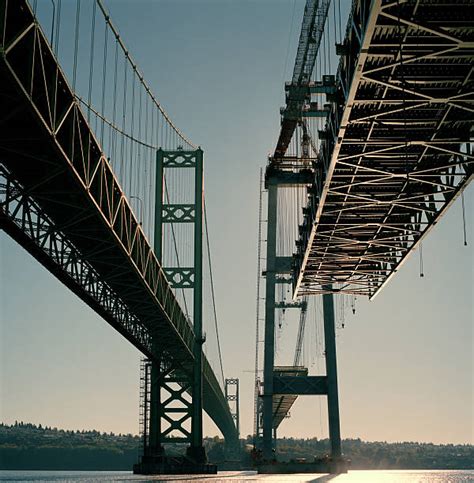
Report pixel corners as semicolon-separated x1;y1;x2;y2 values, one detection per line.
293;0;474;298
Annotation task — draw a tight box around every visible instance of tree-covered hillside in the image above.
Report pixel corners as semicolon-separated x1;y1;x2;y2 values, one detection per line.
1;422;472;470
258;436;474;470
0;422;140;470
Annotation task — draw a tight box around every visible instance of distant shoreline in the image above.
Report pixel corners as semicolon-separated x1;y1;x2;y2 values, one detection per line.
1;422;473;471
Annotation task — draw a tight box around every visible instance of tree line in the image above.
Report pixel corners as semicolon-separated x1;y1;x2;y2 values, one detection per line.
1;422;472;470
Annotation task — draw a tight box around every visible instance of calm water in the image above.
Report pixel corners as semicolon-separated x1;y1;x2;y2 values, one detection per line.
0;470;473;483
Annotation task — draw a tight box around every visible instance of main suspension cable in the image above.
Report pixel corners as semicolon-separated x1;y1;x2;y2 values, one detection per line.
95;0;196;150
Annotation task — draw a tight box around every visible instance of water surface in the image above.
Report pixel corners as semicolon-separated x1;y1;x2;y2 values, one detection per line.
1;470;473;482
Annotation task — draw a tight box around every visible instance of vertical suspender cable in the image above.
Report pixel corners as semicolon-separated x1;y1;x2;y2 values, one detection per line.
121;56;128;185
163;178;190;319
253;169;264;446
87;0;97;124
337;0;342;44
419;243;424;278
72;0;81;91
461;191;468;246
49;0;55;48
100;23;108;145
129;73;136;195
204;198;225;388
54;0;61;56
110;39;118;163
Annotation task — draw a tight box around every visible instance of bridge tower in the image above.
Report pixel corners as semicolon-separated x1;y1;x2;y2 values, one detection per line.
224;378;241;462
258;160;346;473
135;148;214;474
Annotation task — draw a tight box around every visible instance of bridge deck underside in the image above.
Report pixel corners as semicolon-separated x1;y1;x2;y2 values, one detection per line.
295;0;473;297
0;0;236;440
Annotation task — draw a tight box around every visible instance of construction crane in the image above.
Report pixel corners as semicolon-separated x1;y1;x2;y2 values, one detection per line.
274;0;331;158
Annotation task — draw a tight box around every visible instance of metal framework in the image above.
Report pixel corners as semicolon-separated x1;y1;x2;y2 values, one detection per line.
143;148;206;463
224;378;241;461
225;378;240;438
260;165;341;462
293;0;474;297
0;0;236;445
139;359;152;454
275;0;331;157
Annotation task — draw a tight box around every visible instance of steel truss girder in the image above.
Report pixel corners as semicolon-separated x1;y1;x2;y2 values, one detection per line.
293;0;474;298
0;166;153;357
0;0;236;443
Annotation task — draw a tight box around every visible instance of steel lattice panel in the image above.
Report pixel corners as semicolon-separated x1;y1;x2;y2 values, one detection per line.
294;0;474;298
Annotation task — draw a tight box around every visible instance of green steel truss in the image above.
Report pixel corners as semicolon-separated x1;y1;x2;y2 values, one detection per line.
224;378;241;461
146;148;206;460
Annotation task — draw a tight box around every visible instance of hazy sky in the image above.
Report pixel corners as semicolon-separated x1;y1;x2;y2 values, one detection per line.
1;0;472;445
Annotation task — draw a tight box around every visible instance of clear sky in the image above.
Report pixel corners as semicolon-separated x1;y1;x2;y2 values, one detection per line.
1;0;472;445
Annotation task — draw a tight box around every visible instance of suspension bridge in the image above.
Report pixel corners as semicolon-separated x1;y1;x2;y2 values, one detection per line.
0;0;472;476
0;0;238;474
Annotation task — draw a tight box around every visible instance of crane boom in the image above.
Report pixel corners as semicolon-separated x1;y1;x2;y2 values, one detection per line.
274;0;331;158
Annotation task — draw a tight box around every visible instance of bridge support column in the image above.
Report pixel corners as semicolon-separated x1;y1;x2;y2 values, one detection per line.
134;148;212;474
262;179;278;461
257;163;348;473
188;147;206;464
148;356;163;457
322;287;342;459
224;378;241;464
